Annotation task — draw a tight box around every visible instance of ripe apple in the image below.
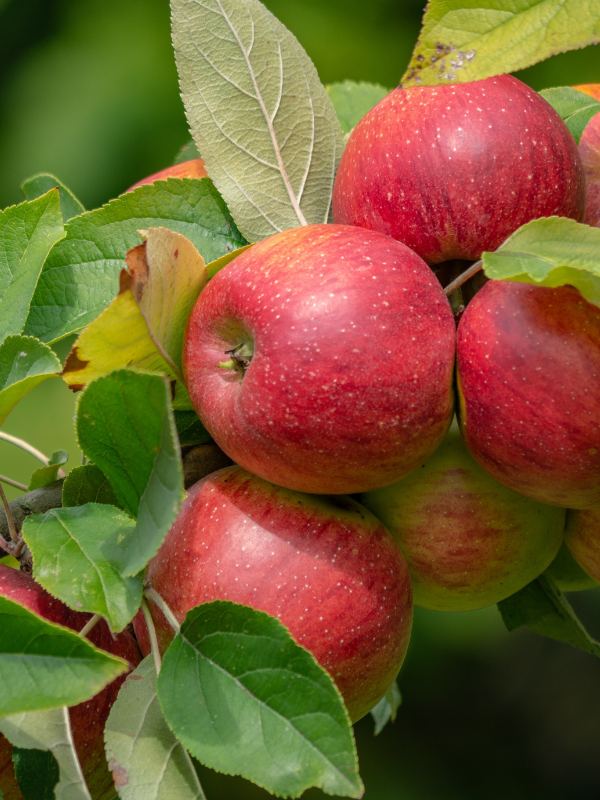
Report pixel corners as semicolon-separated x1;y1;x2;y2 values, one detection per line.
0;566;141;800
545;540;599;592
183;223;456;495
126;157;208;191
356;421;565;611
572;84;600;228
332;74;585;264
133;466;413;723
564;506;600;585
457;280;600;509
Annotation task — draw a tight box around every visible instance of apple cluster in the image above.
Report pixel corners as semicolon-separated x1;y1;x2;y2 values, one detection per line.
131;74;600;721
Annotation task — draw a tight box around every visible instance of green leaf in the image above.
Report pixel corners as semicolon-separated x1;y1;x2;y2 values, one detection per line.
498;573;600;657
402;0;600;88
0;594;128;717
62;464;120;508
482;216;600;307
157;601;363;799
326;81;391;135
544;541;599;593
77;370;184;575
174;139;201;165
540;87;600;145
0;335;60;426
21;174;85;223
28;449;68;491
105;656;206;800
0;191;65;340
370;681;402;736
171;0;345;243
22;504;142;633
12;746;59;800
23;179;246;344
174;410;212;447
0;707;91;800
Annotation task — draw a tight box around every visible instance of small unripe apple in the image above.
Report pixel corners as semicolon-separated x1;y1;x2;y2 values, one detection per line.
126;157;208;192
564;506;600;585
0;566;140;800
457;280;600;509
133;466;413;723
183;223;456;495
357;421;565;611
333;75;585;264
545;540;599;592
572;84;600;228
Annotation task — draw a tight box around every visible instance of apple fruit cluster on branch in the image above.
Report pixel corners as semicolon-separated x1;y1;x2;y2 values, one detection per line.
2;0;600;798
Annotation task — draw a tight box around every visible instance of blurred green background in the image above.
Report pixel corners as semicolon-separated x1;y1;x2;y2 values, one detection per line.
1;1;600;798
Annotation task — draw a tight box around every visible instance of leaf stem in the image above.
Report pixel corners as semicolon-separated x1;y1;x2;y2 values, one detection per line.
145;587;181;635
141;597;162;675
0;474;27;492
0;432;66;478
444;260;482;296
78;613;102;639
0;483;19;544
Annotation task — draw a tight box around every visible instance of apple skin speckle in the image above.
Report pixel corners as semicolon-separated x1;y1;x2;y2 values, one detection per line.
333;75;585;264
133;466;413;723
457;281;600;508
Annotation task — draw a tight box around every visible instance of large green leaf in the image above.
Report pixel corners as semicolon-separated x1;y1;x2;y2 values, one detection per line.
0;191;65;340
498;574;600;657
158;602;363;799
402;0;600;87
77;370;184;576
0;707;91;800
171;0;345;243
327;81;391;135
23;179;246;344
0;335;60;426
540;87;600;145
105;656;206;800
482;217;600;307
22;504;142;633
0;595;127;717
21;174;85;223
12;747;59;800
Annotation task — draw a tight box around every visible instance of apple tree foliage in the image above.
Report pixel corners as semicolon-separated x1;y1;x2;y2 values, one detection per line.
1;0;600;797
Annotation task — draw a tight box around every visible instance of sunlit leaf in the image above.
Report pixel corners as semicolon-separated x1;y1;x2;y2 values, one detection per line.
540;87;600;144
0;335;60;426
21;174;85;223
172;0;345;242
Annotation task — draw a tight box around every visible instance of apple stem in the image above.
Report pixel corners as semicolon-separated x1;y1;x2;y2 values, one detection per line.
444;260;483;297
0;432;67;478
0;483;19;545
141;597;162;675
0;474;28;492
218;358;238;370
145;587;181;635
79;614;101;639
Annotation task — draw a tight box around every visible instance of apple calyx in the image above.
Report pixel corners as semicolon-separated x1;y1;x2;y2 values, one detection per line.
218;340;254;374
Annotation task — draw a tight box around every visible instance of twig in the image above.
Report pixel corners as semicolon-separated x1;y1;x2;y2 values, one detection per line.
0;474;27;492
0;483;19;544
0;432;66;478
0;480;63;544
144;587;181;634
78;613;102;639
444;260;483;296
141;598;162;675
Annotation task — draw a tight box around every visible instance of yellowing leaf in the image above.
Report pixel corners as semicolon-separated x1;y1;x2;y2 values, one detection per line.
62;228;207;403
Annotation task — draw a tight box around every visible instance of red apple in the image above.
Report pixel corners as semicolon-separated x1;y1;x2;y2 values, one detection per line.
332;75;585;264
126;157;208;191
357;421;565;611
183;223;456;495
457;280;600;509
572;84;600;228
0;566;141;800
564;506;600;584
133;466;413;723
